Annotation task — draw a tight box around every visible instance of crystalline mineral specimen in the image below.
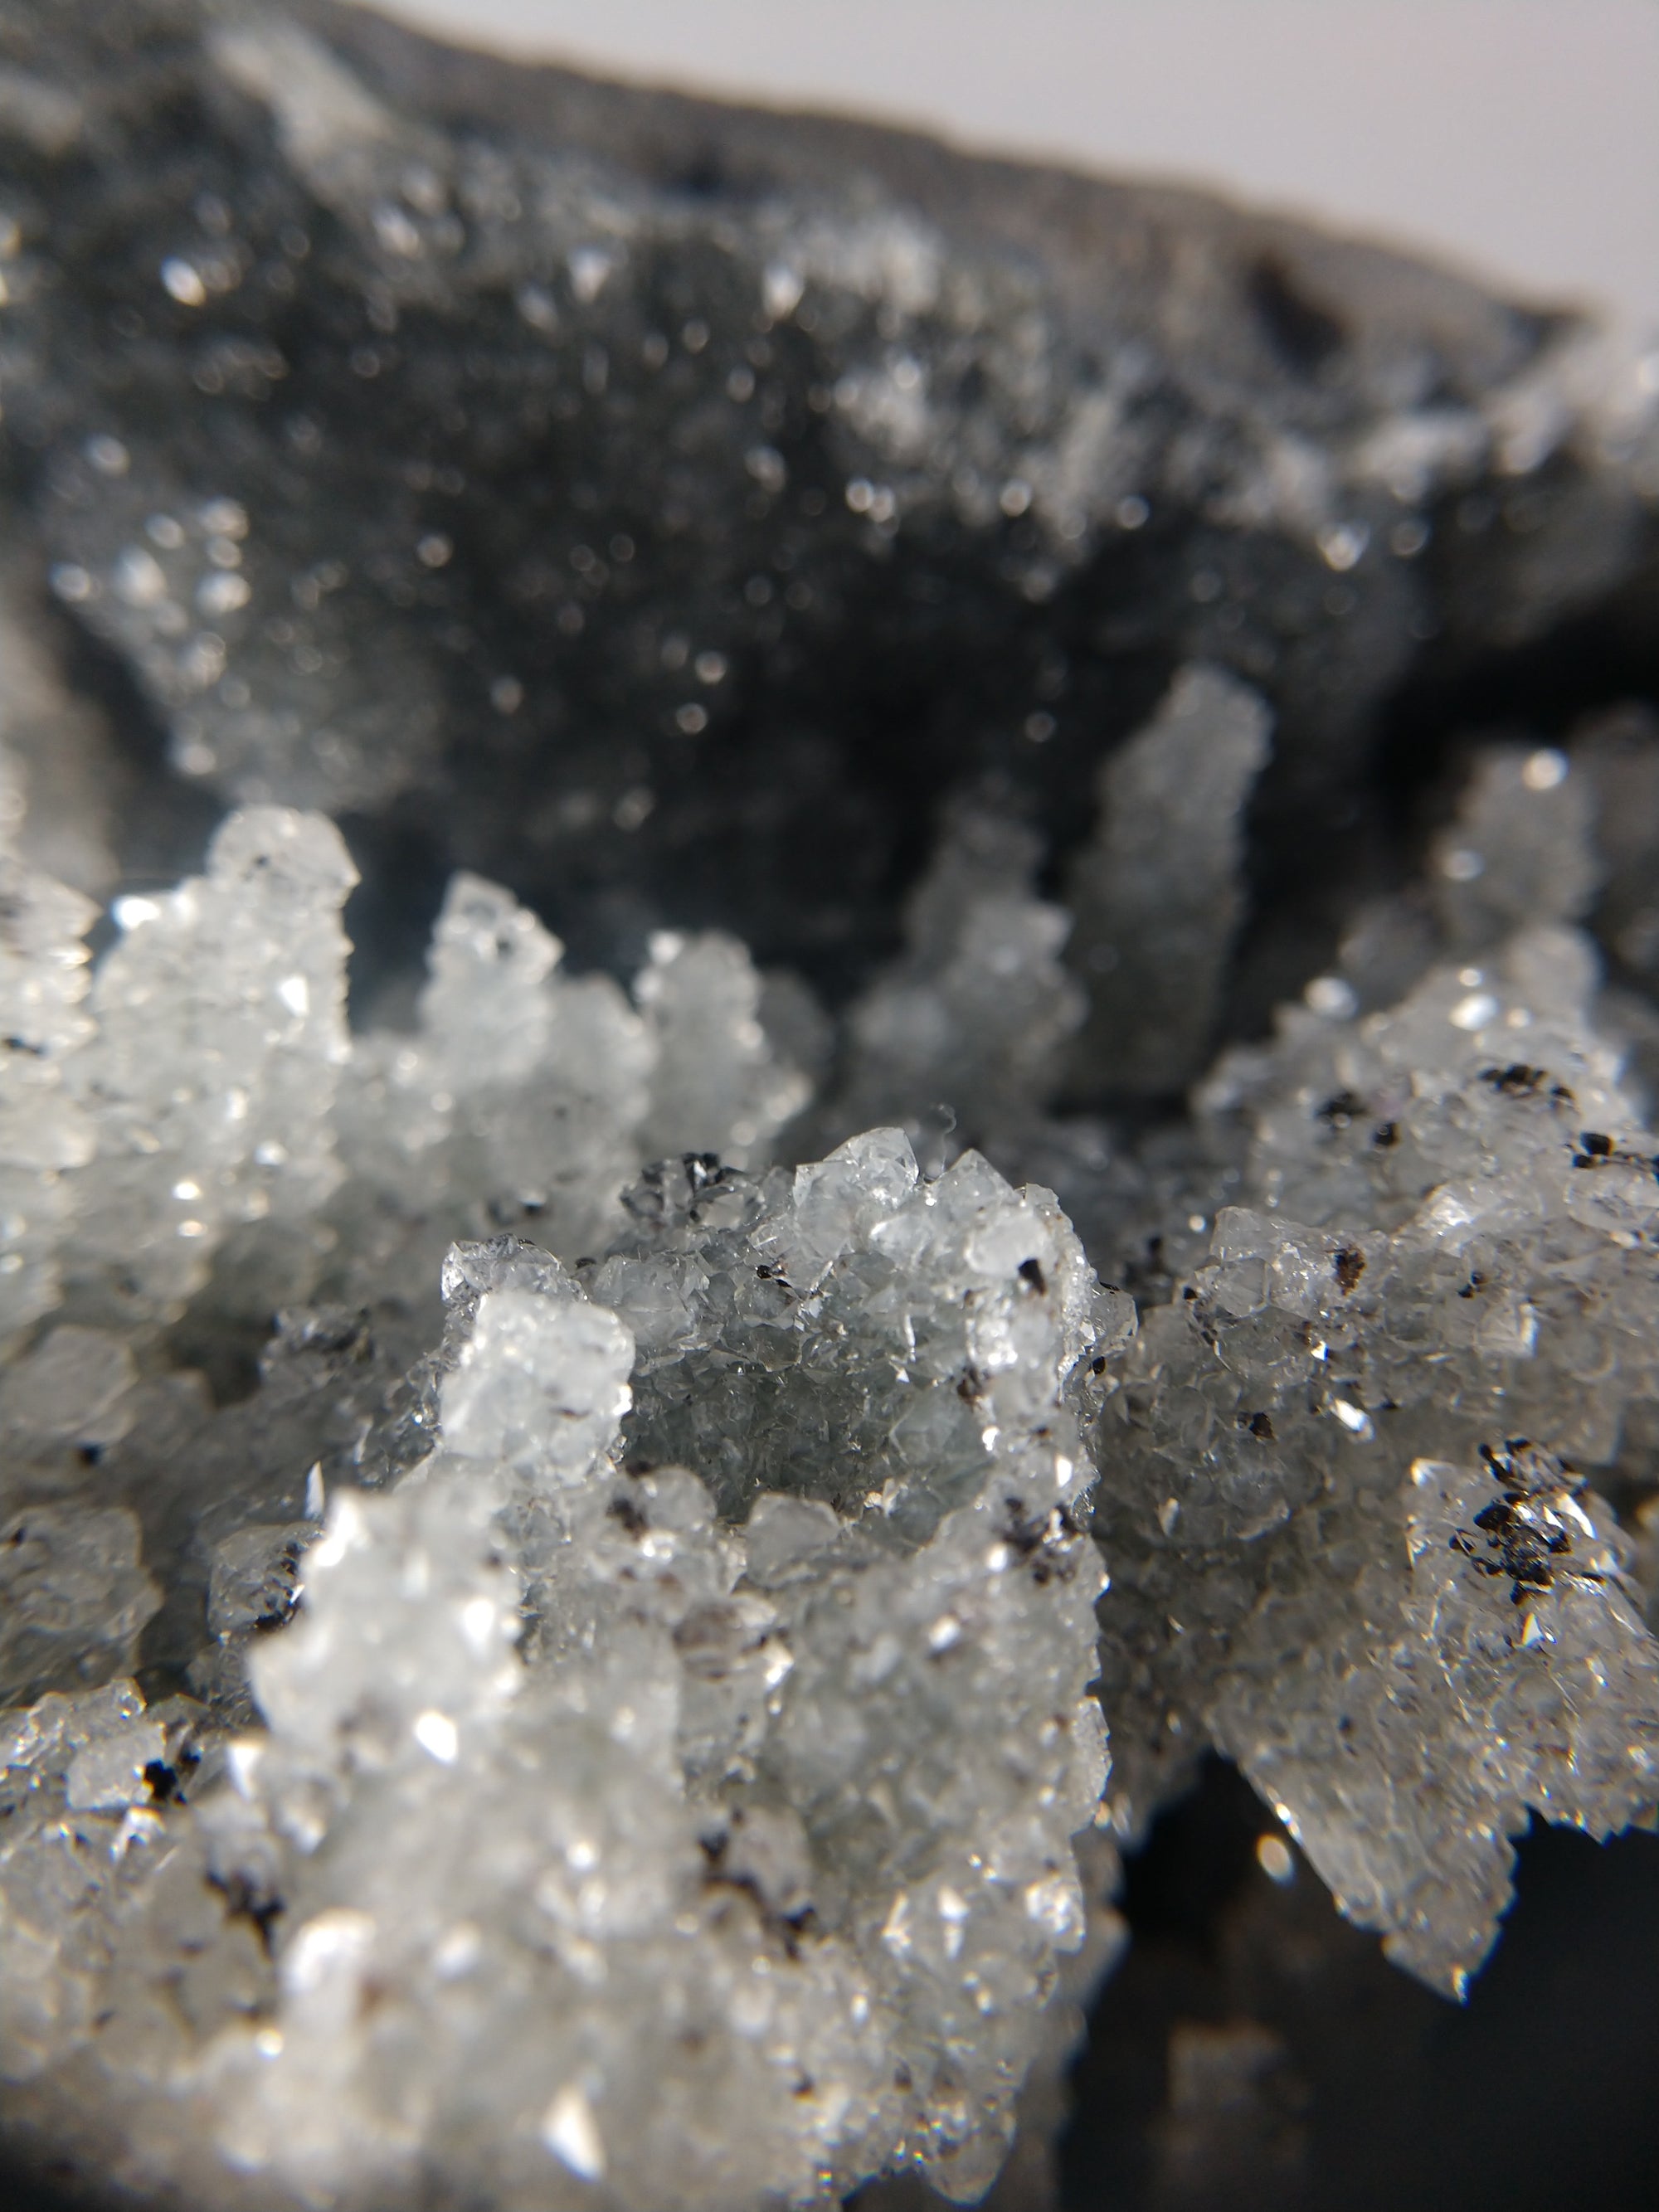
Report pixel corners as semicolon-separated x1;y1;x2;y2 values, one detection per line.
1091;921;1659;1991
219;1156;1119;2210
64;807;358;1326
1;2;1658;2208
1063;664;1272;1101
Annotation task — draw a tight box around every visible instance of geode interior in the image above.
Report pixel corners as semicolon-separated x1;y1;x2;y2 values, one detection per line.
2;4;1658;2209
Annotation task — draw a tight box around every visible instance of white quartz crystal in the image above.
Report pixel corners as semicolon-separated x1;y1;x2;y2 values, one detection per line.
3;706;1659;2205
0;859;98;1342
336;875;806;1285
1432;743;1601;952
1093;923;1659;1991
63;807;358;1323
838;807;1085;1155
1065;664;1272;1099
635;928;812;1168
3;1119;1121;2210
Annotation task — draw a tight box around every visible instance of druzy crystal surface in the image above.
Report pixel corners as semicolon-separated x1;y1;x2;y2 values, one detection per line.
2;3;1658;2209
0;886;1124;2206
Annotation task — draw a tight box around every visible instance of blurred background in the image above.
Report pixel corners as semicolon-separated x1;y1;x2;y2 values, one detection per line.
371;0;1658;329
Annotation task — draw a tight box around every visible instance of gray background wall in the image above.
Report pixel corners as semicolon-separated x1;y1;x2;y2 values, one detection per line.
367;0;1657;328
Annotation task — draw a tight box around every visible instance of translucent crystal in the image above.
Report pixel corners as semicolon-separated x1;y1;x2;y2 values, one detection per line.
0;582;1655;2206
1092;923;1659;1990
63;808;358;1322
635;930;812;1167
1066;666;1272;1099
1431;743;1600;951
0;858;98;1341
6;5;1659;2199
206;1524;314;1639
0;1506;160;1707
441;1288;635;1488
836;806;1085;1156
203;1152;1117;2206
2;1101;1120;2208
337;877;806;1284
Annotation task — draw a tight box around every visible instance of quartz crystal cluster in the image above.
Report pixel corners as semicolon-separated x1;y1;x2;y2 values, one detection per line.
1093;918;1659;1992
0;797;1131;2208
2;2;1659;2207
4;695;1659;2208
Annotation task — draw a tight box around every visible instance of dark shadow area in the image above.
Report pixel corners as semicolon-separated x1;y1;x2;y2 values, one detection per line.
1374;538;1659;850
1063;1758;1659;2212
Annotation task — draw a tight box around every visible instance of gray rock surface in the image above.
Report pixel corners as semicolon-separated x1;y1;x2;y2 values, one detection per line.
0;0;1653;1015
